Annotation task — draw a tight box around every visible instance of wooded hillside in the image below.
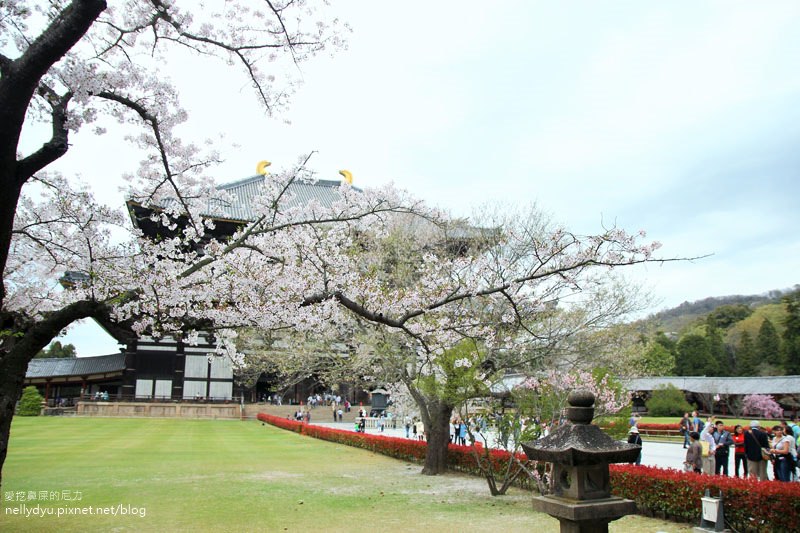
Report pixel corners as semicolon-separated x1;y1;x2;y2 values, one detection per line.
638;285;800;377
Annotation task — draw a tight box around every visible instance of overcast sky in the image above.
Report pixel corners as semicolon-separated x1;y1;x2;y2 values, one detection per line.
44;1;800;355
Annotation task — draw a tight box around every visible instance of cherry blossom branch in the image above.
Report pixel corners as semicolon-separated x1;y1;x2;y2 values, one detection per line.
0;0;106;175
94;90;200;233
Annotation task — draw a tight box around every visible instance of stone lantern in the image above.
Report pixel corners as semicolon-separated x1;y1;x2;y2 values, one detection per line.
521;390;640;533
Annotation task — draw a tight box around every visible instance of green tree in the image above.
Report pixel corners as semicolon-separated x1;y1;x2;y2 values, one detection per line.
705;323;729;376
640;342;676;376
755;318;782;366
675;333;716;376
17;387;43;416
34;341;76;359
782;292;800;374
707;303;753;329
645;384;693;416
736;330;757;376
653;331;677;353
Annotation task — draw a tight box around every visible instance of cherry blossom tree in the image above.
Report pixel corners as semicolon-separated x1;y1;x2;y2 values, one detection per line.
741;394;783;419
0;1;675;487
0;0;350;485
240;205;663;475
514;369;629;422
459;368;629;496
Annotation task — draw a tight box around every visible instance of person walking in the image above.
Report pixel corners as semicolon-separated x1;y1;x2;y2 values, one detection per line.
679;412;691;449
458;420;467;445
744;420;771;481
732;425;748;478
627;427;642;465
691;410;703;433
415;419;425;441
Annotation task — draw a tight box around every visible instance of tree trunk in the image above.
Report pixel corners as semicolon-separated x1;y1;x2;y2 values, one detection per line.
421;400;453;475
0;179;23;305
0;299;132;489
0;345;32;489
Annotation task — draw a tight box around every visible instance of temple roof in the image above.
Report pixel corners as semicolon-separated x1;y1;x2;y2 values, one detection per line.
25;353;127;380
127;175;354;229
208;176;350;222
623;375;800;395
495;373;800;396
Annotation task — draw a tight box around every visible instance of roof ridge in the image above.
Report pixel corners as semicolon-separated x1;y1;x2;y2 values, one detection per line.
217;176;347;190
216;175;265;190
30;352;124;362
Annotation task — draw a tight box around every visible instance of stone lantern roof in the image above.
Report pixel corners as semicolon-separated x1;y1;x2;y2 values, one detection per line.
520;390;640;532
521;389;640;466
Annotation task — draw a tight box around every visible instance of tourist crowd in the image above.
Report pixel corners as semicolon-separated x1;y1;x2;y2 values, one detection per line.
679;411;799;482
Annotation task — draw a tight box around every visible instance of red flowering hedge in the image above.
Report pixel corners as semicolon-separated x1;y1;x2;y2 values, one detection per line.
257;413;524;481
259;414;305;433
610;464;800;531
636;423;682;431
301;422;428;462
259;413;799;529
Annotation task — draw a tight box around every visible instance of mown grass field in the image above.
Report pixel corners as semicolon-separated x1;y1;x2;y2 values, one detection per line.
2;417;691;532
638;416;782;427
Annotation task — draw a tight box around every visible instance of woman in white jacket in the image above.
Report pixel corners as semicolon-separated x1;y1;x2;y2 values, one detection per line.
700;419;717;475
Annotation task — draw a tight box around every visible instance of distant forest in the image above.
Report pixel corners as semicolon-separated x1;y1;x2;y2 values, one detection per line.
638;285;800;377
654;289;794;322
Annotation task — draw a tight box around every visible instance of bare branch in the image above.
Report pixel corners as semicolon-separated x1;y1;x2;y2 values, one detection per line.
17;89;72;178
0;0;106;183
94;90;199;233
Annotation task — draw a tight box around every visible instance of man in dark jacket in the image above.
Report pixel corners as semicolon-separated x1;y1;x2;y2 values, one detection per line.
713;420;733;475
744;420;770;481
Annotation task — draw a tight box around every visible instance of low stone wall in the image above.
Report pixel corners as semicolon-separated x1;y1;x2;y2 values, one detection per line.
252;403;370;423
77;401;241;419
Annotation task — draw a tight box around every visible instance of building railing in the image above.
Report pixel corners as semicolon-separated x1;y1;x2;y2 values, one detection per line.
78;394;244;404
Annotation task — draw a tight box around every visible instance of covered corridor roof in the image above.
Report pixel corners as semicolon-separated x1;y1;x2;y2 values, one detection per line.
25;353;126;382
623;376;800;395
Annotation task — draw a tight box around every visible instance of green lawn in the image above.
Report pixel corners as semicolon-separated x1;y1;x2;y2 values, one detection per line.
2;417;691;532
638;416;782;427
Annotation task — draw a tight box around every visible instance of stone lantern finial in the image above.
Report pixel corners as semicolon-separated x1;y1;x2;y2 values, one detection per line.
566;390;595;425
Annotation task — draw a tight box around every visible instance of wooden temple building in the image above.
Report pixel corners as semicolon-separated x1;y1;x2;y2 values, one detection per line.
26;171;353;406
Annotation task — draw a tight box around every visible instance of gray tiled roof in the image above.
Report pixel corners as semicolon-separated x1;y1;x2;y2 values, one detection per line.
25;353;126;379
493;373;800;395
207;176;349;222
623;376;800;395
